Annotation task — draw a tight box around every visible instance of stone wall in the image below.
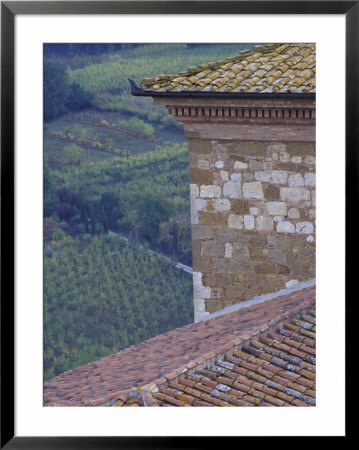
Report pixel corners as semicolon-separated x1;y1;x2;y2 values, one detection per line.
189;138;315;321
153;96;315;322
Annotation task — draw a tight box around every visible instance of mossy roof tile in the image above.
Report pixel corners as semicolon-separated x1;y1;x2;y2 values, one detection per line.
140;43;315;94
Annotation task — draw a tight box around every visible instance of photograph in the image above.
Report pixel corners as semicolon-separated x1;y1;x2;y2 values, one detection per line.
42;42;316;408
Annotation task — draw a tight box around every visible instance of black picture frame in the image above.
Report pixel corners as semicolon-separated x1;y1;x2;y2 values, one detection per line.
1;1;353;447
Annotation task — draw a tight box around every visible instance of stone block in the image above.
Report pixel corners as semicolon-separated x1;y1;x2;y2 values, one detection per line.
192;271;203;286
271;170;288;185
276;162;296;172
215;228;237;241
191;198;207;211
286;142;315;156
206;202;215;212
276;221;295;233
304;155;316;165
288;173;304;187
249;246;267;262
200;212;227;227
244;215;255;230
228;214;243;229
243;182;264;200
280;187;311;202
192;254;213;273
255;264;277;274
268;143;287;153
211;287;225;299
264;184;280;201
213;258;226;274
230;173;242;182
291;156;302;163
202;240;225;257
268;249;287;265
223;181;242;198
190;168;212;185
225;243;233;258
267;235;278;246
274;216;285;222
189;153;198;169
198;159;210;170
288;207;300;219
226;260;251;274
233;243;250;260
254;171;271;182
243;172;255;181
194;284;212;299
250;234;267;245
225;285;241;299
194;297;206;312
205;299;223;313
279;151;291;163
213;198;231;212
220;170;229;181
296;221;314;234
299;208;308;219
263;162;274;171
308;209;316;219
190;184;199;198
304;172;316;187
244;274;283;299
256;215;273;231
200;185;221;198
215;160;224;169
191;225;213;240
189;139;212;154
228;141;267;158
311;190;316;207
234;161;248;170
266;201;287;216
231;199;250;215
191;210;199;224
249;159;263;170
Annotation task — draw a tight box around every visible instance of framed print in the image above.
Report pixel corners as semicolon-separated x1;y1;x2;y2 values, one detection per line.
1;1;353;447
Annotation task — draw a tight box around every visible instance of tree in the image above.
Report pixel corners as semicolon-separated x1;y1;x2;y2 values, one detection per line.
43;157;53;197
44;60;70;121
136;192;175;242
65;82;92;112
100;192;123;230
44;60;92;122
63;143;85;163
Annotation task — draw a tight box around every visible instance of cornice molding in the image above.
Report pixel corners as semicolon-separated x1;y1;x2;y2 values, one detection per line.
165;103;315;125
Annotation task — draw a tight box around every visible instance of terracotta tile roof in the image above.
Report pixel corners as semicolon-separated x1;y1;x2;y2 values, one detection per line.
44;285;315;406
140;43;315;94
118;307;316;407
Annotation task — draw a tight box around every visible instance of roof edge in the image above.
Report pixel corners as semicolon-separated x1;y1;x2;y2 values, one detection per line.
129;79;316;100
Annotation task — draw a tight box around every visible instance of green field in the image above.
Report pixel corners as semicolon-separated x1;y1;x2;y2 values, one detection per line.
44;234;193;380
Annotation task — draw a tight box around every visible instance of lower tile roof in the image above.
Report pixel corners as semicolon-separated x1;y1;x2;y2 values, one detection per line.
44;285;315;406
118;307;316;407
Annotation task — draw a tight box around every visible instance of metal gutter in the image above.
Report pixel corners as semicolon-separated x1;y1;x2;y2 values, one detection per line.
129;79;316;100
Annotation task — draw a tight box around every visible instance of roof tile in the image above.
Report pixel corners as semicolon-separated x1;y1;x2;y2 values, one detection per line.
44;286;315;407
141;43;315;94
